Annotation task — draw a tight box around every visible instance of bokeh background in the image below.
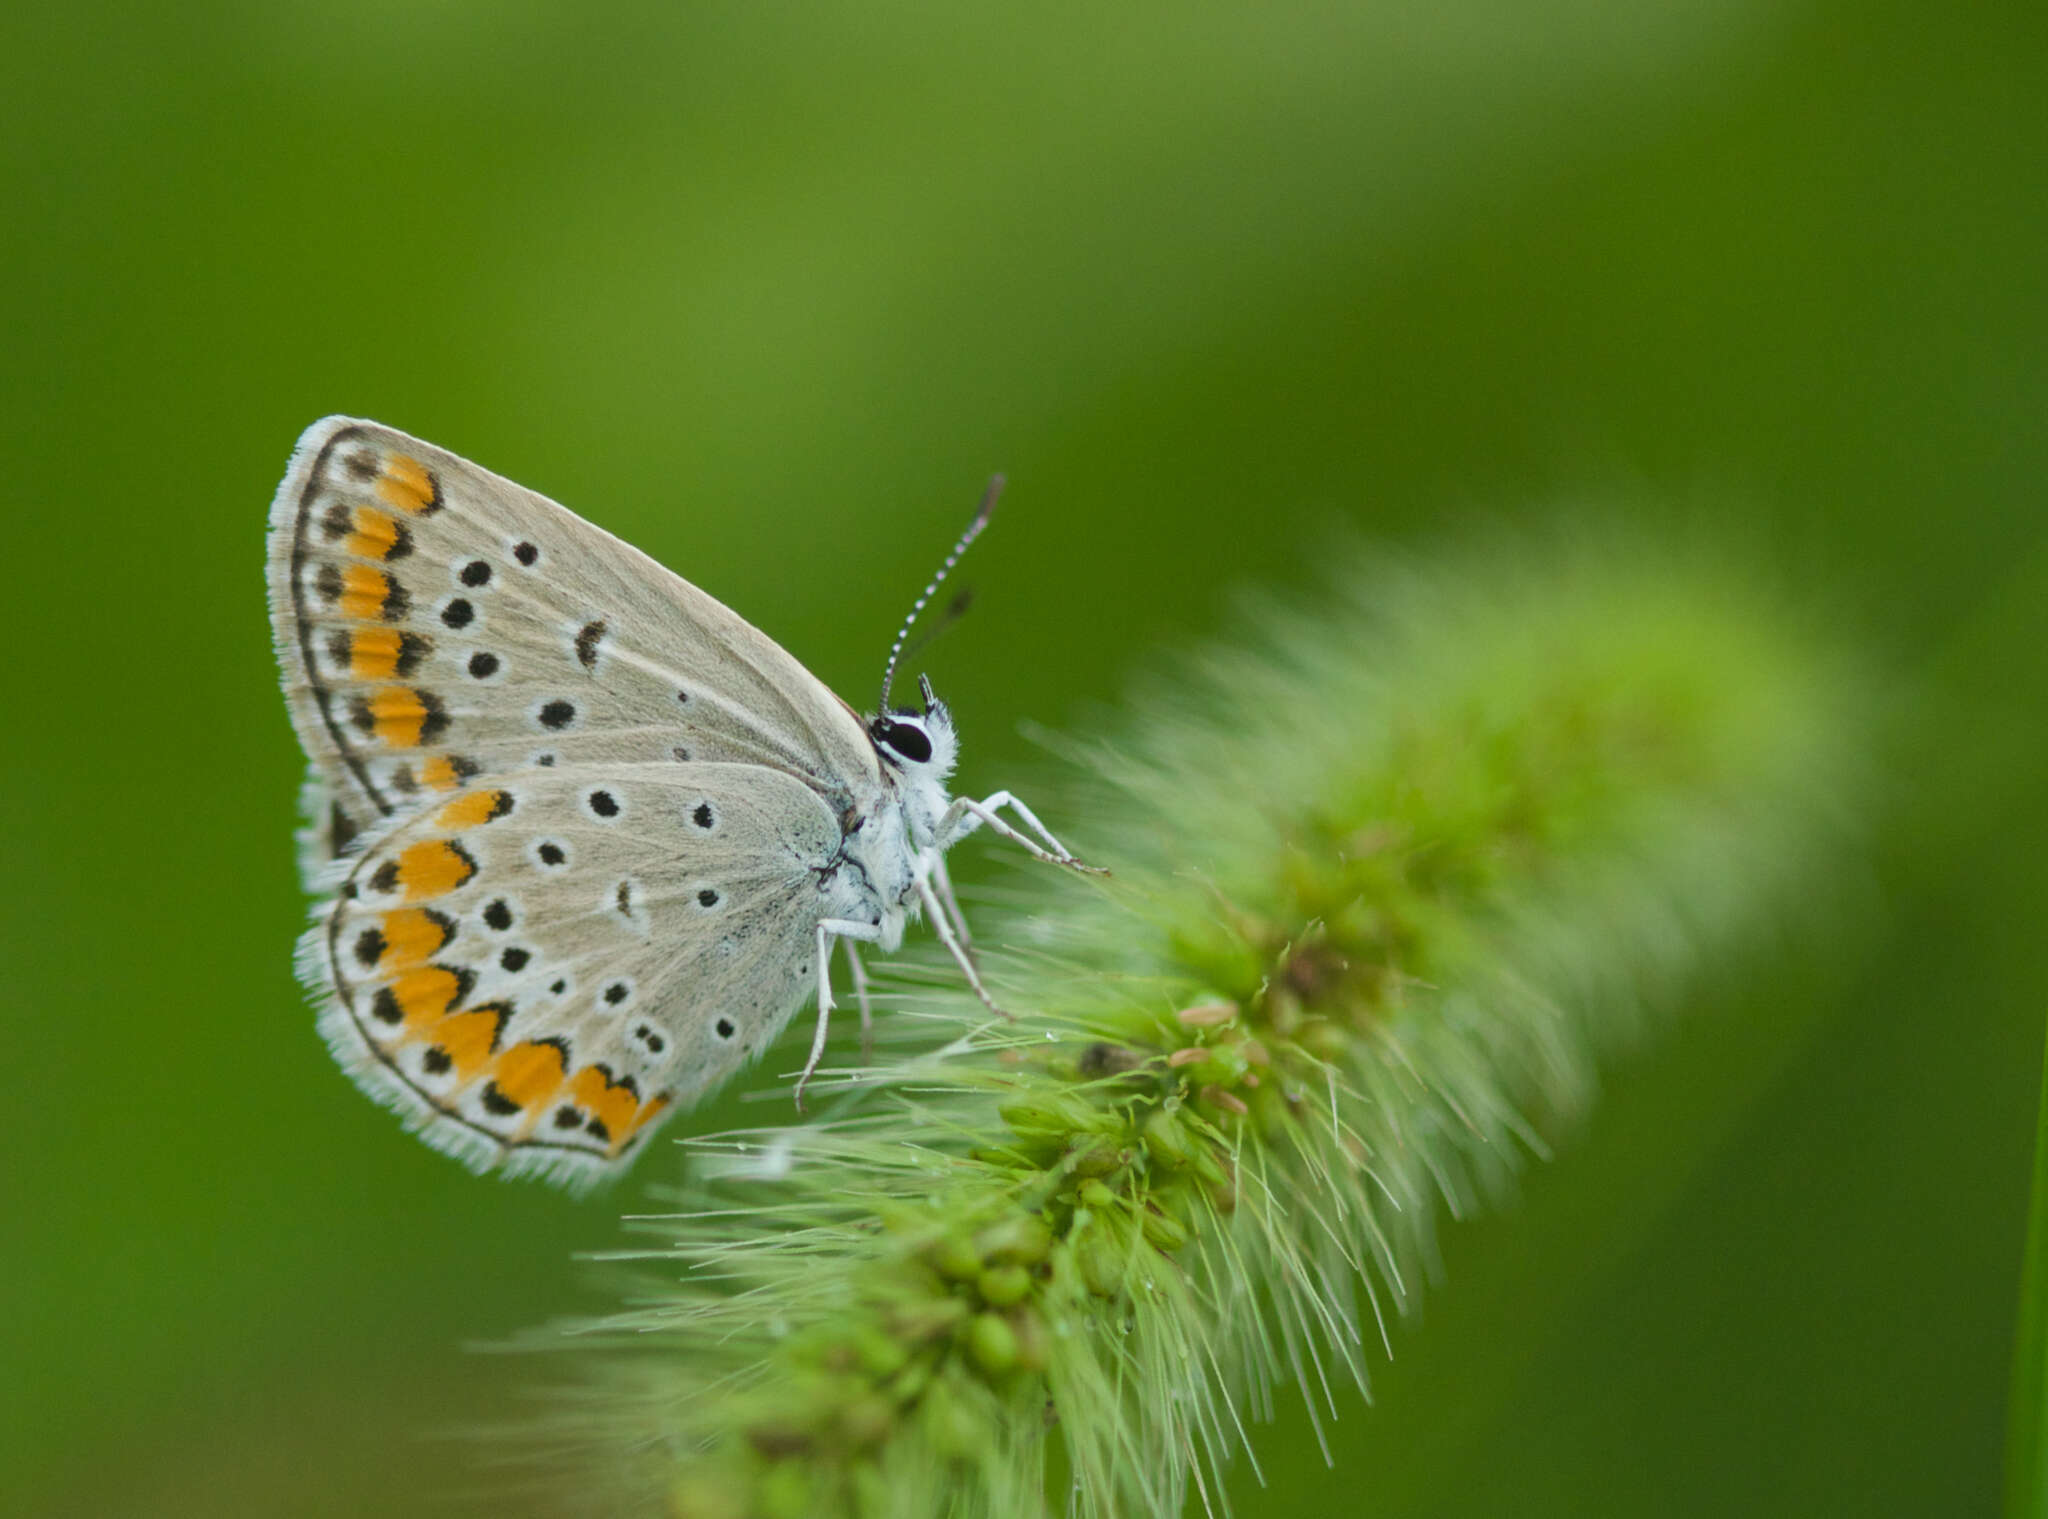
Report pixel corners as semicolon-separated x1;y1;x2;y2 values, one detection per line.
6;2;2045;1514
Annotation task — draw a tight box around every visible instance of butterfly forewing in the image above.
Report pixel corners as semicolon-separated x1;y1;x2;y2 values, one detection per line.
314;762;844;1187
265;417;879;878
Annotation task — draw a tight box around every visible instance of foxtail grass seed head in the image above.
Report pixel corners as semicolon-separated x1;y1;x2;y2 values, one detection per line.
511;532;1865;1519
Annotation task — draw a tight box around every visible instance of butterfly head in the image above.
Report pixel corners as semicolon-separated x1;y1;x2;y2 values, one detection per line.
870;673;959;782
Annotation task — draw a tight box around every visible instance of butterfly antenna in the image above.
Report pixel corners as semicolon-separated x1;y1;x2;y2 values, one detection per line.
899;586;976;664
878;475;1003;711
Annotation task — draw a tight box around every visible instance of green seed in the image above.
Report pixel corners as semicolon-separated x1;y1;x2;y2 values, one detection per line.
930;1233;982;1282
850;1325;908;1378
888;1355;932;1404
1000;1093;1105;1138
1075;1231;1126;1297
968;1311;1019;1373
1009;1306;1050;1372
1298;1019;1350;1059
978;1263;1032;1307
1188;1138;1228;1188
1143;1109;1191;1167
999;1099;1071;1138
974;1212;1053;1265
1140;1206;1189;1252
1069;1140;1125;1177
887;1297;968;1344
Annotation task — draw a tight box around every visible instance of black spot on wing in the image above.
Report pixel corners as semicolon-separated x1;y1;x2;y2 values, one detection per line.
575;619;607;670
481;1083;521;1117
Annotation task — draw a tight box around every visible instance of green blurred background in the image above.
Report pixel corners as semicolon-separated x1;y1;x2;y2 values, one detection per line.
6;2;2044;1514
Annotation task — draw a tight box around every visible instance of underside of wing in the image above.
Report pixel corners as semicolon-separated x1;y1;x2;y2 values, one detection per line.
302;762;847;1190
265;417;880;881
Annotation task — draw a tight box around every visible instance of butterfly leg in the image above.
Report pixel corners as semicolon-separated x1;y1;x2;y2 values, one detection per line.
942;791;1105;873
915;864;1010;1020
844;939;875;1065
930;852;976;964
799;918;885;1112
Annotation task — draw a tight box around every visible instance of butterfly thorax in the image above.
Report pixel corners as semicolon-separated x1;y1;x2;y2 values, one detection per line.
837;698;962;949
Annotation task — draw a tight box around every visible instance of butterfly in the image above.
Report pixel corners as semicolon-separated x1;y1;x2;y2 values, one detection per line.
267;417;1095;1189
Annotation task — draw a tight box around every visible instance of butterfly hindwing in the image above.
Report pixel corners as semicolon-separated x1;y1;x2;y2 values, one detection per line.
307;761;849;1188
265;416;880;882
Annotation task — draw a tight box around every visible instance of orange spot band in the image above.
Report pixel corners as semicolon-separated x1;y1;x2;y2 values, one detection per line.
368;686;428;748
430;1006;504;1079
389;965;463;1028
569;1067;669;1155
419;754;465;791
344;506;403;560
338;564;392;621
378;908;451;969
494;1041;567;1110
436;789;512;830
348;627;402;681
394;838;475;900
375;454;437;514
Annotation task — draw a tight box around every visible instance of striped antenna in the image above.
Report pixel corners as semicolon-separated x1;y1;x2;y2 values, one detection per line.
878;475;1004;712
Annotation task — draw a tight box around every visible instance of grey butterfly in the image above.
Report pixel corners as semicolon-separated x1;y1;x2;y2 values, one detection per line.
266;417;1091;1189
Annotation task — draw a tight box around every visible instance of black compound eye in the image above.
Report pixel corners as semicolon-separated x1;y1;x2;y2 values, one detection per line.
875;720;933;764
